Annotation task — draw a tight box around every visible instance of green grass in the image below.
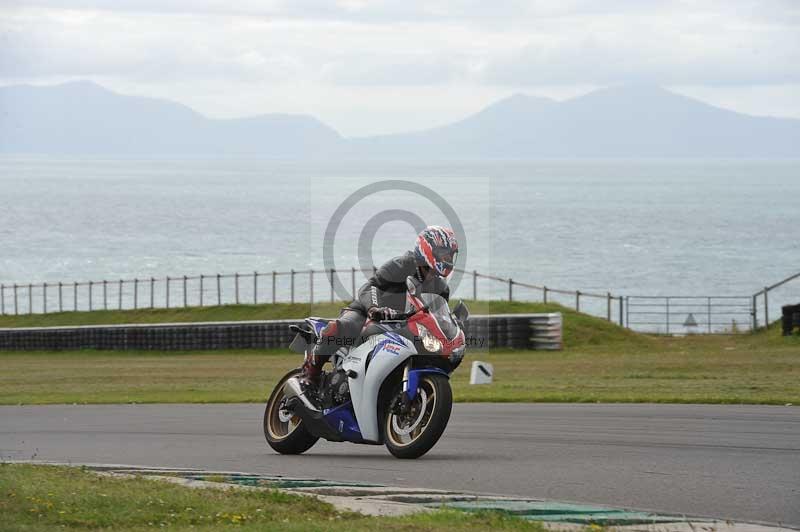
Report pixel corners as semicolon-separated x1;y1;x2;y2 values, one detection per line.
1;327;797;405
0;299;640;338
0;300;797;405
0;463;544;531
0;302;349;328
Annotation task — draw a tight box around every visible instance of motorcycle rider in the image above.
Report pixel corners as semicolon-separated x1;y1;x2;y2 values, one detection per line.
300;225;459;386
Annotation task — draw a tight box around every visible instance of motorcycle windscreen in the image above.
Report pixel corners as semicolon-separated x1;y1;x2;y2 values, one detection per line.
414;293;460;340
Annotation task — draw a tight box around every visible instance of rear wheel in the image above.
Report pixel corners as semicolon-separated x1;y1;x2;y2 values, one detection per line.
264;369;319;454
384;373;452;459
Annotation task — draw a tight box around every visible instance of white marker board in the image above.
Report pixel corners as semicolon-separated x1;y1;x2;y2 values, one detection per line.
470;361;494;385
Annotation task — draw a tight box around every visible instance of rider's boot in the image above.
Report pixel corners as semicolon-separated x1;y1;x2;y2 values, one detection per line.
298;318;341;388
298;352;324;389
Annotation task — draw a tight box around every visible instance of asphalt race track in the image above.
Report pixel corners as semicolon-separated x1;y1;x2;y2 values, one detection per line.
1;403;798;527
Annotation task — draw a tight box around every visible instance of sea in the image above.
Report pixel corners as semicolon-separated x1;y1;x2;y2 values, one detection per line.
1;157;798;325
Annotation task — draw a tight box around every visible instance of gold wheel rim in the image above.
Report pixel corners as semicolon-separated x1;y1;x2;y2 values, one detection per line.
386;377;437;447
267;382;301;441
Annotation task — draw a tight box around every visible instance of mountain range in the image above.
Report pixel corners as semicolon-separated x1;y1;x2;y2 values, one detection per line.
1;81;798;158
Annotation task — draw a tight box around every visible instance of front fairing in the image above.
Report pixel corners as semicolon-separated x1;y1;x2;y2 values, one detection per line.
407;293;466;359
341;330;415;443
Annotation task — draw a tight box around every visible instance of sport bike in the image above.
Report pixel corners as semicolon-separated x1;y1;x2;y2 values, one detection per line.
264;276;469;459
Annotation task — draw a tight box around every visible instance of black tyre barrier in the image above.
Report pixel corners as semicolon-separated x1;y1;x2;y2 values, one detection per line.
0;314;562;351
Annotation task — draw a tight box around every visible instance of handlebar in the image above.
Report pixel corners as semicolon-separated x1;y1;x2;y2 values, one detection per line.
375;305;428;322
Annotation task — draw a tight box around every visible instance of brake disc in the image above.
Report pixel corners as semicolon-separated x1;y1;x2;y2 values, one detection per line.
278;398;293;422
392;389;428;436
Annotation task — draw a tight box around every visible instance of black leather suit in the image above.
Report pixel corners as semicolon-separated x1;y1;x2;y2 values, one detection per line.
313;250;450;359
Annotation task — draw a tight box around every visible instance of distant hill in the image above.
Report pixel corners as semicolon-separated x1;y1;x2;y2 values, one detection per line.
1;81;798;158
350;85;800;158
0;81;343;157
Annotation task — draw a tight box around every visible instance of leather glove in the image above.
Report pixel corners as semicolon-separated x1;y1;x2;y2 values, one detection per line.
368;306;398;321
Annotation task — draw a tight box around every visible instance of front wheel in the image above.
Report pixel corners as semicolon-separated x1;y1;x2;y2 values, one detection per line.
384;373;452;459
264;369;319;455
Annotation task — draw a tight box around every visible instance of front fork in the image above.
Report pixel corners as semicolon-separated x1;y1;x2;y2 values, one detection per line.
399;359;413;412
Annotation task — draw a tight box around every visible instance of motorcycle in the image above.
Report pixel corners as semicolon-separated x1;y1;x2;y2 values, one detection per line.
264;275;469;459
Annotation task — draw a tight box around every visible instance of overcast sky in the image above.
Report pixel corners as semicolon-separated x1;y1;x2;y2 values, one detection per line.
1;0;799;136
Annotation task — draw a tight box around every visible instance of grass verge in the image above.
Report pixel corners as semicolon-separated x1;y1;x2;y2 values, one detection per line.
0;463;542;532
1;327;797;405
0;300;797;405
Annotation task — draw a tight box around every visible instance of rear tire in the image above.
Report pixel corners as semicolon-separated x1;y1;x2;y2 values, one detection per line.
264;369;319;455
384;373;452;459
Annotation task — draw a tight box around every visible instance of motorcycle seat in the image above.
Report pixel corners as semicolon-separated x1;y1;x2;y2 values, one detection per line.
305;317;332;337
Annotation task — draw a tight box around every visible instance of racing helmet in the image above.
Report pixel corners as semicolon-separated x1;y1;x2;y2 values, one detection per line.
414;226;459;277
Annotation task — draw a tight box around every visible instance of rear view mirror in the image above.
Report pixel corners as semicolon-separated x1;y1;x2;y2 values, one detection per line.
406;275;421;295
453;300;470;322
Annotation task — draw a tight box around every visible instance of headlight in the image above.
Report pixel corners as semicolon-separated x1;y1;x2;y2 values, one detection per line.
417;324;442;353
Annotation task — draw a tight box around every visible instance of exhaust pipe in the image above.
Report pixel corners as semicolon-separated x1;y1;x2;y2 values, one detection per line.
282;376;348;443
283;377;322;413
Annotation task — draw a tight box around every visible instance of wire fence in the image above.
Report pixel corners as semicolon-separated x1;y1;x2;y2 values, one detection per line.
625;296;754;334
2;267;796;335
751;271;800;332
0;266;624;324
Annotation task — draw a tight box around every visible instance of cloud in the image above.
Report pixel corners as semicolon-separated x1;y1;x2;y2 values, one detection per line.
0;8;314;81
1;1;797;87
482;22;800;86
1;1;799;133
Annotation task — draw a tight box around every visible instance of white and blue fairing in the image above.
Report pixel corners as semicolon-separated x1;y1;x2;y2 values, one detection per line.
338;327;414;442
306;314;451;444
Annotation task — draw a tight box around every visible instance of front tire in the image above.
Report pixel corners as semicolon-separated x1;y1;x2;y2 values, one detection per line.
384;373;452;459
264;369;319;455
